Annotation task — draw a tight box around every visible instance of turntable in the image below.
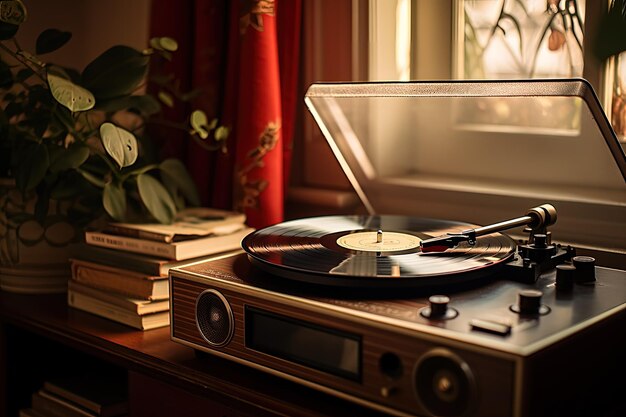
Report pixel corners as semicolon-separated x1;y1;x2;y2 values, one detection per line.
169;80;626;417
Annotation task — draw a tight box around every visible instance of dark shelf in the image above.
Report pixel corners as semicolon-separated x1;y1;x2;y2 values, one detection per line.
0;292;386;417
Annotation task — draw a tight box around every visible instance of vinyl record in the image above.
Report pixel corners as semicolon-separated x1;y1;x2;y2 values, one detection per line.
242;215;517;288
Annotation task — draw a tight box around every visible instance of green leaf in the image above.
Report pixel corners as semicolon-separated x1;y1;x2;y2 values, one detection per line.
214;126;230;141
161;50;175;61
30;112;51;137
122;163;157;179
67;203;101;227
77;168;105;188
150;36;178;52
157;90;174;108
52;104;75;132
159;158;200;206
149;37;161;50
47;72;95;112
4;100;22;118
60;67;82;83
0;0;27;25
180;89;202;102
99;122;138;168
0;22;18;40
15;67;33;82
137;173;176;224
161;38;178;51
172;193;185;211
103;181;126;221
190;109;209;139
36;28;72;54
27;82;53;105
81;45;149;100
50;179;82;199
49;143;90;172
14;143;49;191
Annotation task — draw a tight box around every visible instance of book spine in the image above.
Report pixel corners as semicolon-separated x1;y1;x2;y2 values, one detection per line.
106;225;172;243
68;281;169;315
74;245;167;276
71;264;158;300
77;254;163;276
68;292;142;329
85;232;176;259
32;391;93;417
68;292;169;330
68;281;139;313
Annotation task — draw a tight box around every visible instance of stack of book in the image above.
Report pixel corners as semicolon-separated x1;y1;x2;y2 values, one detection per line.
20;372;128;417
68;208;252;330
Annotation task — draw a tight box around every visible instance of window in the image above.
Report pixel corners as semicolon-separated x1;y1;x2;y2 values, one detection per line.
295;0;625;258
458;0;585;80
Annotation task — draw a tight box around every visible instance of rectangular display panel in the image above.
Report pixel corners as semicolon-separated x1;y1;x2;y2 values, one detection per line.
245;306;361;381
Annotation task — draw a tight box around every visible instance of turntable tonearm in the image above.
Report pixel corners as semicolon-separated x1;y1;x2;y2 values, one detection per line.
420;203;557;251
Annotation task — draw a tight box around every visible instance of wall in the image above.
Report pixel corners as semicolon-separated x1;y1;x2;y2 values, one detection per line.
15;0;151;71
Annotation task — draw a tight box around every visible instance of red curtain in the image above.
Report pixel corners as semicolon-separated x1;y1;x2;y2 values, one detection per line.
149;0;302;229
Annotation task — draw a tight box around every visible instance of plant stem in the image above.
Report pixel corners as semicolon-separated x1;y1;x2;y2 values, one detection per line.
0;42;46;84
53;108;85;143
190;135;223;152
529;13;557;78
97;152;120;175
465;0;507;74
120;163;158;182
569;0;584;51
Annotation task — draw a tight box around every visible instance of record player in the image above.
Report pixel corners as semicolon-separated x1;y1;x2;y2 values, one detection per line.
169;79;626;417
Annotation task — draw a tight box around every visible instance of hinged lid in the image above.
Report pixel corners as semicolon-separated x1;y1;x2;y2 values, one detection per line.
305;79;626;253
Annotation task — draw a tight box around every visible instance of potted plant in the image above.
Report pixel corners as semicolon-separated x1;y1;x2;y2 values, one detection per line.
0;1;228;290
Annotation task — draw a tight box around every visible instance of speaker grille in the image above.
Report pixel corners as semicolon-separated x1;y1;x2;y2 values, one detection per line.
414;348;475;417
195;290;234;346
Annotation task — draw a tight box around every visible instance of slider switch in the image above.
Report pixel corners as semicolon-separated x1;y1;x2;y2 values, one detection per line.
470;319;511;336
510;290;550;315
420;295;458;320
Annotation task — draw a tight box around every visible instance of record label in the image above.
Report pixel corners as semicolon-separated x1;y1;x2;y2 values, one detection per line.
336;231;421;252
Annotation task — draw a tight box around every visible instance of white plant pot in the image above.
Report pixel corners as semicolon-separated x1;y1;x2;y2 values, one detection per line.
0;179;80;294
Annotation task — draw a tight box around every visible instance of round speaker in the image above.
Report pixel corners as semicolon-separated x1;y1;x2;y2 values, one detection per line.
414;348;476;417
195;289;234;347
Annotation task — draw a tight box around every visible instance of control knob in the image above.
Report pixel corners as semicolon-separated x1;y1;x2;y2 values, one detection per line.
420;295;458;320
556;264;575;292
510;290;550;315
572;256;596;283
